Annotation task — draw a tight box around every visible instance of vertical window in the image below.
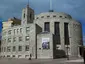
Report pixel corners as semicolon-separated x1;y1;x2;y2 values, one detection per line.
8;30;12;34
19;37;22;41
13;46;16;52
13;37;16;42
17;29;19;33
7;46;11;52
54;22;60;44
12;55;15;57
8;38;11;42
25;45;29;51
30;13;32;20
64;23;69;45
20;28;22;33
24;13;25;18
25;36;29;41
18;46;22;51
14;29;16;34
44;22;50;32
7;55;10;57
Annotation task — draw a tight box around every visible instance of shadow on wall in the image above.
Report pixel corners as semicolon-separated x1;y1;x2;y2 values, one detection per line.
55;50;66;58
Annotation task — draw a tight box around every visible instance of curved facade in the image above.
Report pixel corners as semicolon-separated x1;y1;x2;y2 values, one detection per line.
34;12;82;58
1;6;83;59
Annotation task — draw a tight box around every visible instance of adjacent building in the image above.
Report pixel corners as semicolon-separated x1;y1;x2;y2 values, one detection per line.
1;5;83;59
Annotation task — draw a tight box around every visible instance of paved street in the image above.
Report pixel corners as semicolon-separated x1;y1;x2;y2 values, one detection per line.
0;58;84;64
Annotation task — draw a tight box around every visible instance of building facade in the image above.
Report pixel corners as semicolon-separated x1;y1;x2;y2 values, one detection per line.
1;5;83;59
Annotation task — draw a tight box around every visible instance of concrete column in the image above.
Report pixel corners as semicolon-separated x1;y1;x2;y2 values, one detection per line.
60;22;65;50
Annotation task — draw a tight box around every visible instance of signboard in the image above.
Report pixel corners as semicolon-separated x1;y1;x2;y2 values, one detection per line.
42;38;50;49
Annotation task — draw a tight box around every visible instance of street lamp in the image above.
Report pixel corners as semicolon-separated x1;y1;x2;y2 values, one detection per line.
66;37;71;60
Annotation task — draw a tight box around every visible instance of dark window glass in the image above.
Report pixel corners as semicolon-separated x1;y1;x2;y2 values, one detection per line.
54;22;60;44
7;46;11;52
30;13;32;20
64;23;70;45
8;38;11;42
53;15;56;17
7;55;10;57
13;37;16;42
20;28;22;33
47;16;50;18
14;29;16;34
18;46;22;51
44;22;50;32
36;17;39;19
19;37;22;41
60;16;62;18
8;30;12;34
12;55;15;57
24;13;25;18
17;29;19;33
25;45;29;51
13;46;16;52
41;16;44;18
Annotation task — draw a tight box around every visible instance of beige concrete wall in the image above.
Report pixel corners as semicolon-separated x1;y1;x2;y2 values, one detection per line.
37;33;53;59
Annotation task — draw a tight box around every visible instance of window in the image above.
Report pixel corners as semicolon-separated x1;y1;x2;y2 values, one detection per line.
7;55;10;57
14;29;16;34
18;46;22;51
60;16;62;18
25;45;29;51
19;37;22;41
24;13;25;18
13;46;16;52
30;13;32;20
13;37;16;42
12;55;15;57
54;22;60;44
36;17;39;19
20;28;22;33
25;36;29;41
53;15;56;17
7;46;11;52
17;29;19;33
8;38;11;42
65;17;67;18
64;23;70;45
44;22;50;32
41;16;44;18
47;16;50;18
8;30;12;34
26;27;30;33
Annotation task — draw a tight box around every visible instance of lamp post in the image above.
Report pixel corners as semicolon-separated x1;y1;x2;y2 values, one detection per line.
66;37;71;60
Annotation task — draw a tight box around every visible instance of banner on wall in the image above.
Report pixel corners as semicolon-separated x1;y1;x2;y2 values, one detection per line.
42;38;50;49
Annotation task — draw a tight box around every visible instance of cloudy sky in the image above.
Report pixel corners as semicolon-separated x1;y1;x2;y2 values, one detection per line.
0;0;85;44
